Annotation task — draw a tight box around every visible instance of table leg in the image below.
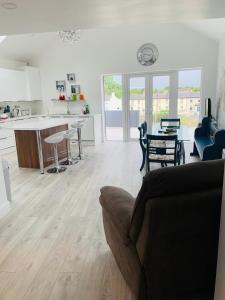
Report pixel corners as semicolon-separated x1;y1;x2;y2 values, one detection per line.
36;130;44;174
181;141;185;164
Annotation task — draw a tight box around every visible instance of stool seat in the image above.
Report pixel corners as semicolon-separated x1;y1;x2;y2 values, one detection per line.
44;132;64;144
63;129;76;139
71;122;84;129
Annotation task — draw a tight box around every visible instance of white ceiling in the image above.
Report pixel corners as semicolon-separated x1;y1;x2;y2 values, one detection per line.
1;0;225;35
183;18;225;41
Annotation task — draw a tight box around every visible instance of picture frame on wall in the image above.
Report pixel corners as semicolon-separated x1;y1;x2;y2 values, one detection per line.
67;73;76;82
71;85;80;94
56;80;66;92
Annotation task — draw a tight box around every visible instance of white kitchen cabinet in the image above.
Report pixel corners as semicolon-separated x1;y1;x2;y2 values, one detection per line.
0;66;42;102
0;68;27;101
78;114;102;144
24;66;42;100
0;128;15;153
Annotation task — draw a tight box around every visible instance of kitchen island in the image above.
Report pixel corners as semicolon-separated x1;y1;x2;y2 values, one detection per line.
8;118;69;174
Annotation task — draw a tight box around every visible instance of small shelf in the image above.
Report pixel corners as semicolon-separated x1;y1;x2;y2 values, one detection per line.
51;98;84;103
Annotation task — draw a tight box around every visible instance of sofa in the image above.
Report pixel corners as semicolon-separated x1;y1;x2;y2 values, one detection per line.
191;117;225;161
99;160;224;300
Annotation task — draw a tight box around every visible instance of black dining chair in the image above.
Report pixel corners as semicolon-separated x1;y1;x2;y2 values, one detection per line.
146;134;180;172
138;121;148;171
160;118;184;164
160;118;181;129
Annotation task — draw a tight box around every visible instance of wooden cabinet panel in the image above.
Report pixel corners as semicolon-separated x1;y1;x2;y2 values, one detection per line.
15;124;68;169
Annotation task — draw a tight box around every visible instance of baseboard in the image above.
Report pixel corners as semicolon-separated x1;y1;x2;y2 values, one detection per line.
0;201;11;219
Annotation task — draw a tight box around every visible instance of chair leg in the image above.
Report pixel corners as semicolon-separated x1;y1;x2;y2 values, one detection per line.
145;158;150;173
140;149;146;171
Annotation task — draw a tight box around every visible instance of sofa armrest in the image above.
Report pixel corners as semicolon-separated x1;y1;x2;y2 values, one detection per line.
99;186;135;244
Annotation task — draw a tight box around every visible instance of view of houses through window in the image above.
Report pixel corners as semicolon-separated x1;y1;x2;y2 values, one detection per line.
103;69;201;141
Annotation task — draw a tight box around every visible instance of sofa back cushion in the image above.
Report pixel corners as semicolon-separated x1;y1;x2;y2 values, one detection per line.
129;159;224;243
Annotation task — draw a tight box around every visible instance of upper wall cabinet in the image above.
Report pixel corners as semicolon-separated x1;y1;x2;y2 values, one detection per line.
24;66;42;101
0;68;27;101
0;66;42;102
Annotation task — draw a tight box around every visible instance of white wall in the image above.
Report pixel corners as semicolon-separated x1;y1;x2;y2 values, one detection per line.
30;23;218;116
216;31;225;128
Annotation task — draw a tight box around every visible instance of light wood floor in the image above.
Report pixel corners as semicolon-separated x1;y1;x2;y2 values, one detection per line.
0;141;197;300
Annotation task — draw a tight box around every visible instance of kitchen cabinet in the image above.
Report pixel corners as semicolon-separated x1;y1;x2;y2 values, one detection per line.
74;114;102;144
0;128;15;153
24;66;42;100
0;66;42;102
0;68;27;101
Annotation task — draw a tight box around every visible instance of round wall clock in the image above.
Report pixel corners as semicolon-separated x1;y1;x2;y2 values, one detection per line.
137;43;159;66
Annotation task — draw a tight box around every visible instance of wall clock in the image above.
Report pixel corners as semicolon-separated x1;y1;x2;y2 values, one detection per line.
137;43;159;66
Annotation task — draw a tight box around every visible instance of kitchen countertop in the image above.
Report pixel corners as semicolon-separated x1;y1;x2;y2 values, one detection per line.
1;113;101;131
2;117;82;131
0;113;100;123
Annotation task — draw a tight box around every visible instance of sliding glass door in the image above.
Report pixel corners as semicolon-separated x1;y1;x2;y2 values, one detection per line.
152;74;170;131
103;75;123;140
128;76;146;139
102;69;201;141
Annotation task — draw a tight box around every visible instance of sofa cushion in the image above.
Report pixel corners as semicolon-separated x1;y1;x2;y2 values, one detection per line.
129;159;224;243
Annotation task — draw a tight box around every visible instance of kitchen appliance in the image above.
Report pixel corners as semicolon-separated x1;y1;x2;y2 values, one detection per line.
12;106;20;118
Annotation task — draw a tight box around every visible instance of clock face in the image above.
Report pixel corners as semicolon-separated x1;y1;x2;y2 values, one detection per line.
137;43;159;66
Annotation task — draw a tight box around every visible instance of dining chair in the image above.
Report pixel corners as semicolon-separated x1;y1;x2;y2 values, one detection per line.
160;118;184;164
138;121;148;171
142;121;147;135
160;118;181;129
146;134;180;172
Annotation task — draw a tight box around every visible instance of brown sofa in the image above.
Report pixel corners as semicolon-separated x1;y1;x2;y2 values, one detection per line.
99;160;224;300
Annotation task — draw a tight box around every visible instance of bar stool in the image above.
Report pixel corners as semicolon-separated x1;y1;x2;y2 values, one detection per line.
60;129;77;165
71;119;85;160
44;132;67;173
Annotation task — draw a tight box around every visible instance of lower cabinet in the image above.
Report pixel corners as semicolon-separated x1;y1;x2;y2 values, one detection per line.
69;114;102;145
0;129;16;153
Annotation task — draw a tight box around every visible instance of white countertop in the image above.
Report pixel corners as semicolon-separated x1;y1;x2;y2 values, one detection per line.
0;113;101;130
0;113;99;124
2;117;79;131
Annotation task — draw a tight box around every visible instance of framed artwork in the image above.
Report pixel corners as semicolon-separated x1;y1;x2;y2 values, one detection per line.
56;80;66;92
71;85;80;94
67;73;76;82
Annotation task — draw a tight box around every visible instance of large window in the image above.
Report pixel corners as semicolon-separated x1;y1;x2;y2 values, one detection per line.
129;77;145;139
103;75;123;140
152;75;170;130
102;69;202;141
178;70;201;140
